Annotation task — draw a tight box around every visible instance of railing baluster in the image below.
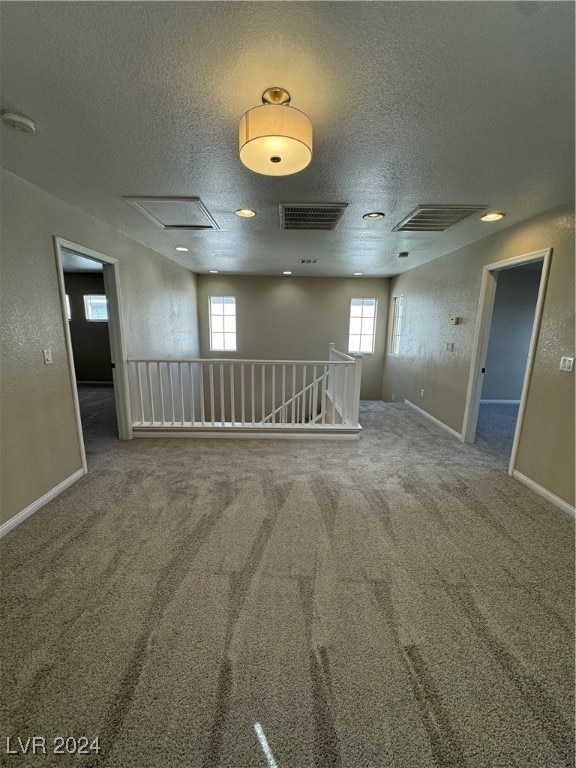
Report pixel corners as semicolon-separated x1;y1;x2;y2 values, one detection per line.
209;363;215;426
321;365;327;424
251;364;255;426
219;363;225;426
138;362;145;426
312;365;317;423
302;365;307;424
178;362;184;426
271;364;276;424
169;363;175;425
158;362;165;425
189;363;194;425
230;363;235;425
241;364;245;426
261;364;265;423
281;364;286;424
292;365;296;424
147;362;155;424
199;363;206;425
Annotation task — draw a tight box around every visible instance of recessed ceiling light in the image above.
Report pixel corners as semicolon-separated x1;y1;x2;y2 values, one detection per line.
353;272;363;276
363;212;385;221
235;208;257;218
208;270;219;274
175;246;189;252
1;111;36;133
481;212;505;222
282;271;292;275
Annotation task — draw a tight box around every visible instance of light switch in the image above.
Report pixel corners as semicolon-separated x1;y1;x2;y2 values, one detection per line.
559;356;574;372
43;349;53;365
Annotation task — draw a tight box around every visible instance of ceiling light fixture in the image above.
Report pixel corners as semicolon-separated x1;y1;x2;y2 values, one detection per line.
175;246;189;252
481;212;505;222
208;270;219;274
282;271;292;275
363;212;385;221
239;87;312;176
353;272;363;276
1;111;36;134
235;208;256;218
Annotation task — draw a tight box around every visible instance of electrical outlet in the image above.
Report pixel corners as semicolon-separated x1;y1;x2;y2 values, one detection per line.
445;342;454;352
420;388;425;397
391;393;395;401
559;356;574;372
43;349;53;365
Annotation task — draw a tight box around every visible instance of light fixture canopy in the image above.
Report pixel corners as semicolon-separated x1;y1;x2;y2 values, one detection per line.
235;208;256;218
175;246;189;252
239;88;312;176
353;272;363;276
282;271;292;275
363;212;385;221
481;212;505;222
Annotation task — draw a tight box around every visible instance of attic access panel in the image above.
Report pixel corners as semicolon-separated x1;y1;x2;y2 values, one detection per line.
280;203;348;230
124;197;219;230
392;204;486;232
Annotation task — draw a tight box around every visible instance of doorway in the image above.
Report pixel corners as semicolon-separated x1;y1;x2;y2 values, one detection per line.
462;248;551;474
54;238;132;469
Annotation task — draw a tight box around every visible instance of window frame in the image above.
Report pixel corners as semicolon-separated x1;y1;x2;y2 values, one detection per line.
389;295;404;356
347;298;378;355
83;294;109;322
208;296;237;352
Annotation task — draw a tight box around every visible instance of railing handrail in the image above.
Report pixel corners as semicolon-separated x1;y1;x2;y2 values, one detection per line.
127;357;354;365
328;343;358;362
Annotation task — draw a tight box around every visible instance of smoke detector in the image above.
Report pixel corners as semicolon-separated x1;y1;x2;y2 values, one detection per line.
1;111;36;134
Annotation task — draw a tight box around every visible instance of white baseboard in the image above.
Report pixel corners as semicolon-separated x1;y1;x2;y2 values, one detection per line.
512;470;575;518
134;430;360;441
404;400;463;441
480;399;521;405
0;468;86;539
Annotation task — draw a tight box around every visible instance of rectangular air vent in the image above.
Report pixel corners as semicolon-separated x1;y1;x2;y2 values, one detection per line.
280;203;348;231
299;259;318;264
124;197;219;230
392;204;486;232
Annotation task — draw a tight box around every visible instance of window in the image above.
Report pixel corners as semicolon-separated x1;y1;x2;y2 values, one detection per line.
389;295;403;355
84;294;108;322
348;298;377;354
65;294;72;321
209;296;236;351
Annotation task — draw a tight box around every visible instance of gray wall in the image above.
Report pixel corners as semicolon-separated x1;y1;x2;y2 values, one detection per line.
196;275;390;400
482;267;541;400
382;202;575;507
64;272;112;383
0;169;200;526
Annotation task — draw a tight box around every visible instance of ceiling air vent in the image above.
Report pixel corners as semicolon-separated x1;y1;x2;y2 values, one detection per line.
299;259;318;264
124;197;219;230
280;203;348;231
392;204;486;232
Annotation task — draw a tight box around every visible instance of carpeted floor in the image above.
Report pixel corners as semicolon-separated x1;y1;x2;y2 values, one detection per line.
475;402;520;466
1;397;573;767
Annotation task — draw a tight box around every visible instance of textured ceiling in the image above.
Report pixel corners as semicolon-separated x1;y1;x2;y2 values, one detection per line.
1;1;574;277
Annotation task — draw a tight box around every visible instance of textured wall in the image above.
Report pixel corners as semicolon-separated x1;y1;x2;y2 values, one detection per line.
196;275;389;400
482;268;541;400
64;272;113;382
382;202;575;506
0;170;200;525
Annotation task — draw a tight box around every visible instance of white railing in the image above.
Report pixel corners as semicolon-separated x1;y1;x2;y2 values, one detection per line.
126;344;362;435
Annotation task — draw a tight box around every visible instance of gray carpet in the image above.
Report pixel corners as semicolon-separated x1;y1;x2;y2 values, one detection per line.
475;403;520;466
1;398;573;767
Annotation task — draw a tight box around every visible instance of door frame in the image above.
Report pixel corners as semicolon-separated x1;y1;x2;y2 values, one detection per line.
54;237;133;457
461;247;551;475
